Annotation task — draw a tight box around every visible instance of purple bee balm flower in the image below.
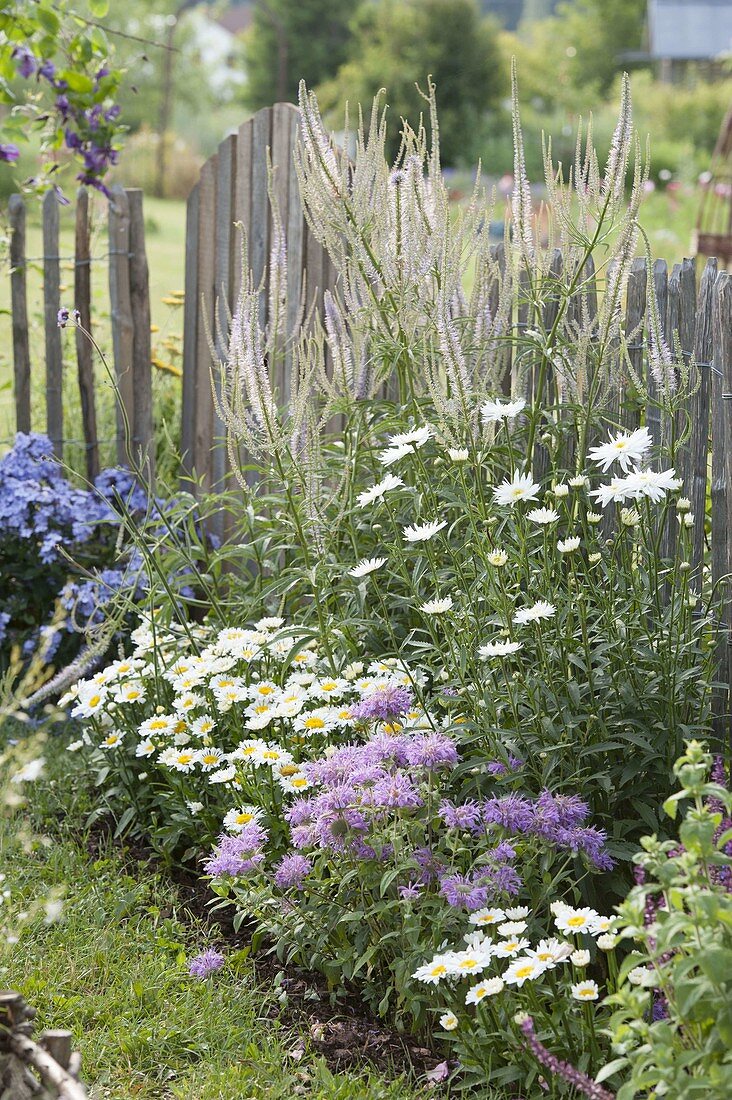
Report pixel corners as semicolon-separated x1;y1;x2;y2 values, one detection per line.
274;853;311;890
439;870;491;912
188;948;224;979
404;733;459;771
204;824;267;878
55;94;70;118
368;772;423;810
438;799;483;833
38;60;56;81
398;882;422;900
482;794;535;832
351;685;413;723
0;143;19;163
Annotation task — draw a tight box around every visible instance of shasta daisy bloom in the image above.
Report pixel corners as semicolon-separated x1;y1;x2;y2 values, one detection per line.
589;914;615;935
597;933;618;951
448;448;469;462
571;979;599;1001
504;906;530;919
100;731;124;749
403;519;447;543
527;939;573;969
621;467;682;502
498;920;528;937
248;680;279;701
208;765;237;785
165;747;198;773
135;740;156;758
493;470;540;506
138;714;176;737
569;475;588;488
513;601;556;625
115;682;146;704
223;806;264;832
571;950;591;967
71;688;108;719
357;474;404;507
229;738;268;762
278;772;311;794
389;425;432;448
190;714;216;738
590;478;633;507
557;536;581;553
439;1011;459;1031
554;906;599;935
447;948;493;976
465;977;504;1004
487;549;508;566
309;677;348;701
588;426;652;473
527;507;560;524
349;557;386;578
481;398;526;423
420;596;454;614
553;483;570;498
198;747;225;771
504;957;544;986
469;907;506;927
478;639;522;658
293;708;336;735
244;703;275;730
174;692;203;713
413;954;453;984
493;937;530;958
256;615;285;631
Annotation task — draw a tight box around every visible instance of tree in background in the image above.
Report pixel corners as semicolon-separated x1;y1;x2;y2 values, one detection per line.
318;0;505;166
548;0;646;97
243;0;357;111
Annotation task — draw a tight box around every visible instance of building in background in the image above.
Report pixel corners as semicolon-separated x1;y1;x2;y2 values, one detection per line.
647;0;732;80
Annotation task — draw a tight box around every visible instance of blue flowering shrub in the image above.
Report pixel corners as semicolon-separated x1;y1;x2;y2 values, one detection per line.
0;433;147;672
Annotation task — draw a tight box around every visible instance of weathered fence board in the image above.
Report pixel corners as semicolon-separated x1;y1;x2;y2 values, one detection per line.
43;191;64;458
711;272;732;747
128;189;154;480
108;186;135;467
0;991;86;1099
9;194;30;435
74;188;99;481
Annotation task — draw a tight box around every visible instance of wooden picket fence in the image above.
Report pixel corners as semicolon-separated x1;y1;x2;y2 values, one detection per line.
8;184;154;480
0;991;86;1099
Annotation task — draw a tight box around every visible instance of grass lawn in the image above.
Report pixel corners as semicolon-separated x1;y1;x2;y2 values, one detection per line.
2;733;424;1100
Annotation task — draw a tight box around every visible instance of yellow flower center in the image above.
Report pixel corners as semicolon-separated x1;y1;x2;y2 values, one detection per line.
515;965;534;979
177;753;194;765
431;965;447;977
567;915;587;928
458;958;478;969
257;685;275;695
236;813;254;824
304;717;325;729
278;764;299;777
89;695;101;707
321;682;337;691
149;719;168;730
291;777;308;788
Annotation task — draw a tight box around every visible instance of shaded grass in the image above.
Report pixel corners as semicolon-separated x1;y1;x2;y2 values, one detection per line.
3;732;424;1100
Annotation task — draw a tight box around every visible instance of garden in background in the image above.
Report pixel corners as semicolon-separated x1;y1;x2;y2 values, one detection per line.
1;1;732;1098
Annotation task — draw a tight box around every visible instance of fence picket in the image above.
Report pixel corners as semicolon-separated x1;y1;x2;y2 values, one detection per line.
43;191;64;458
623;256;646;432
74;188;99;481
9;194;31;435
108;185;135;466
128;189;154;481
194;155;217;488
711;272;732;751
685;258;718;572
181;183;200;477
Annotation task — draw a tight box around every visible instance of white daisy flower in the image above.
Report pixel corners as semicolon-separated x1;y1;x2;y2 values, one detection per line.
526;939;573;969
504;957;544;986
248;680;280;702
498;920;528;937
186;801;204;815
481;398;526;423
413;954;454;984
446;948;493;976
571;950;590;967
504;907;530;919
553;483;570;498
223;806;264;832
349;557;387;578
622;468;682;503
588;426;652;472
277;771;312;794
493;470;540;507
174;692;203;713
571;980;599;1001
586;511;602;524
527;507;560;524
420;596;454;614
465;977;504;1004
229;738;268;762
678;513;694;528
357;474;404;507
487;549;508;566
596;934;618;951
403;519;447;543
554;906;600;935
590;478;633;507
208;765;238;785
309;677;349;701
569;475;588;488
620;507;641;528
389;425;432;448
439;1011;459;1031
256;616;285;631
557;536;581;554
99;731;125;750
493;937;530;958
293;708;337;736
198;747;225;772
513;601;556;625
478;639;522;658
71;688;108;719
138;714;176;738
448;448;469;462
135;740;156;758
469;907;506;927
167;747;198;773
189;714;216;739
245;703;276;730
378;443;413;466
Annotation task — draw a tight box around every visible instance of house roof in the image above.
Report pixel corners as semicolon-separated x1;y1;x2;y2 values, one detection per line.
648;0;732;59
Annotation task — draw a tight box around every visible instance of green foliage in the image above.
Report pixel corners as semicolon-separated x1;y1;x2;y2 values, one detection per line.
548;0;646;97
1;737;419;1099
317;0;505;165
604;741;732;1099
243;0;358;111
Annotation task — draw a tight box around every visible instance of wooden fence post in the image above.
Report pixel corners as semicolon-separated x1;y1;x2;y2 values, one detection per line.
108;185;135;467
8;194;31;435
74;187;99;481
42;191;63;458
127;189;155;483
181;183;199;479
711;271;732;752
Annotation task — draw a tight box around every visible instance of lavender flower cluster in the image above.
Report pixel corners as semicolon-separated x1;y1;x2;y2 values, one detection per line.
11;45;121;195
204;823;268;878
